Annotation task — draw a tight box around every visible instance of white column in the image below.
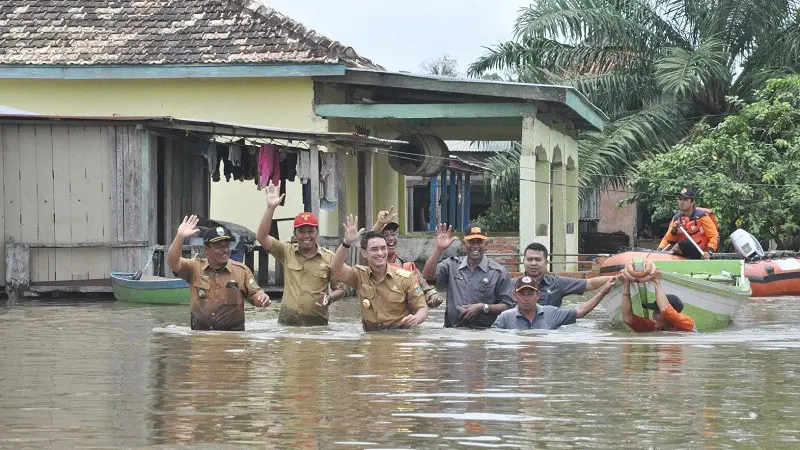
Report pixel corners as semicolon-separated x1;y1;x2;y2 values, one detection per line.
551;129;567;273
519;115;537;271
565;135;580;271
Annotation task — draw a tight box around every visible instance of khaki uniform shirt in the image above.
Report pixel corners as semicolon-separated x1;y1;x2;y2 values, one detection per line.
176;257;265;331
344;265;427;331
269;241;346;326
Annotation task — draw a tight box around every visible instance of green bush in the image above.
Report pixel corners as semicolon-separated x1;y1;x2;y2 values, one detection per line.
477;202;520;232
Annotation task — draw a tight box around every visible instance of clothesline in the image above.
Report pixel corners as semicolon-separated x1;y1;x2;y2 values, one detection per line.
190;134;340;212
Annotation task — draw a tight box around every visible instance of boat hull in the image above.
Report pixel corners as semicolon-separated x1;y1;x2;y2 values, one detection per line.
599;258;751;331
110;271;190;305
600;251;800;297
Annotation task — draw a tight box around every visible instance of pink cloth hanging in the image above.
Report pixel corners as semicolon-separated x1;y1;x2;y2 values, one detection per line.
258;144;281;189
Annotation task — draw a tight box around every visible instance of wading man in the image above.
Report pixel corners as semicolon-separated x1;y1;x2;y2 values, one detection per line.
168;215;270;331
621;270;696;332
491;276;615;330
255;181;347;326
371;205;442;308
522;242;617;307
332;215;428;331
421;223;514;328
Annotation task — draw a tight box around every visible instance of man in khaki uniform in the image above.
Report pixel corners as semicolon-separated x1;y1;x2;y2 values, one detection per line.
167;215;270;331
371;206;442;308
332;215;428;331
256;181;347;326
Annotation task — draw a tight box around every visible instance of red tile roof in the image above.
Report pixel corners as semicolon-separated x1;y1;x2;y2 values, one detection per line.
0;0;382;69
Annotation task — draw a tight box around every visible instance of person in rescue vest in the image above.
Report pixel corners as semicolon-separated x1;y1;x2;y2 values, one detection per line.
657;187;719;259
371;206;442;308
620;270;697;332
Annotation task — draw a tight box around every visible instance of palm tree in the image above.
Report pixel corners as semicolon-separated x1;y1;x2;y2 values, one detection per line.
469;0;800;193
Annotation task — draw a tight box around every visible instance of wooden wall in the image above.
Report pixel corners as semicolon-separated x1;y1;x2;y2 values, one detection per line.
162;138;209;247
1;124;115;284
1;122;210;288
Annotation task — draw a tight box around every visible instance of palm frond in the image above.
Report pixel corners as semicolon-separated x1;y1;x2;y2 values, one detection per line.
485;142;523;203
578;100;690;190
654;39;730;99
514;0;688;50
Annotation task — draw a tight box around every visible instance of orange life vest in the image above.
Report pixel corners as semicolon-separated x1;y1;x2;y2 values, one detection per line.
389;259;418;274
672;207;718;251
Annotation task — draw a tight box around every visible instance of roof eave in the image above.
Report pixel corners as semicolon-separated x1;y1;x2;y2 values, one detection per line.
315;68;608;131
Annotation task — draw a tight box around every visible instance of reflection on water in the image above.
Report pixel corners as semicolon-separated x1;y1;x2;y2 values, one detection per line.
1;295;799;448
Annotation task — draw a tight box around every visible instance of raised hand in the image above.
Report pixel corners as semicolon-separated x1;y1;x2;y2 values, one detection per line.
176;215;200;239
343;214;365;246
651;268;662;281
435;223;457;250
376;205;397;227
265;180;285;210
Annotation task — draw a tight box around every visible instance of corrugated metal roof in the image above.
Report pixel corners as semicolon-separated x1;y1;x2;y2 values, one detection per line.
446;140;514;153
0;105;39;115
0;114;406;150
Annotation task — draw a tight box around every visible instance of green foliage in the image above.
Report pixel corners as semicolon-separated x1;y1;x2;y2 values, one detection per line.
478;202;520;232
469;0;800;191
419;54;459;77
627;77;800;248
485;142;521;204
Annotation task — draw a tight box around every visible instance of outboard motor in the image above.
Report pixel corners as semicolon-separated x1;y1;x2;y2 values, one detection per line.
730;229;765;261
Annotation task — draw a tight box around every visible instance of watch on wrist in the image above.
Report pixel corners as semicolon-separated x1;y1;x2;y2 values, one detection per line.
483;303;489;314
341;241;352;249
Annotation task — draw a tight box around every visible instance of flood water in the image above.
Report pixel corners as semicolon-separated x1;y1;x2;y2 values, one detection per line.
1;293;799;449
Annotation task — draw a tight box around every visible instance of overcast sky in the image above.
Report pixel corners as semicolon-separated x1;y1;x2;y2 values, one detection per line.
263;0;532;74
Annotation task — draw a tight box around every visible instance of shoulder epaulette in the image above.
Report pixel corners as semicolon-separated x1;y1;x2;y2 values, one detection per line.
394;268;413;278
229;260;248;269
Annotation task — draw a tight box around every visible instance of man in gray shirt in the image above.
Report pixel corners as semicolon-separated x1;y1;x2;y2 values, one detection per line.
522;242;616;307
421;222;515;328
492;275;616;330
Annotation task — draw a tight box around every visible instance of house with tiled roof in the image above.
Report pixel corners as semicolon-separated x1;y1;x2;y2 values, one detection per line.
0;0;386;241
1;0;609;287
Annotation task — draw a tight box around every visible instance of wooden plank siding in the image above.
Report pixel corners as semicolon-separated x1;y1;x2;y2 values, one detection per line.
3;125;22;285
68;125;91;280
34;125;55;282
82;125;112;279
1;121;208;289
0;126;7;285
51;125;73;280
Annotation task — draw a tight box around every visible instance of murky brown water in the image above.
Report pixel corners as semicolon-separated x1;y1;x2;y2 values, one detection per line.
1;294;799;448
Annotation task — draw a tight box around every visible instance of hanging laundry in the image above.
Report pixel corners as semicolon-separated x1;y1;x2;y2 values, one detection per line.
277;151;298;207
319;152;338;210
258;144;281;189
228;143;242;166
213;145;230;182
297;151;312;184
242;147;256;181
201;141;218;175
279;151;298;182
302;182;312;212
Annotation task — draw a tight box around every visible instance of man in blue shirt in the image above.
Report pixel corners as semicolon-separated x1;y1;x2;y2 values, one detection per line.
522;242;616;307
492;275;616;330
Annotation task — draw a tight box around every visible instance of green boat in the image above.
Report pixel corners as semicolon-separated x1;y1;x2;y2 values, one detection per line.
111;271;190;305
601;256;751;331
